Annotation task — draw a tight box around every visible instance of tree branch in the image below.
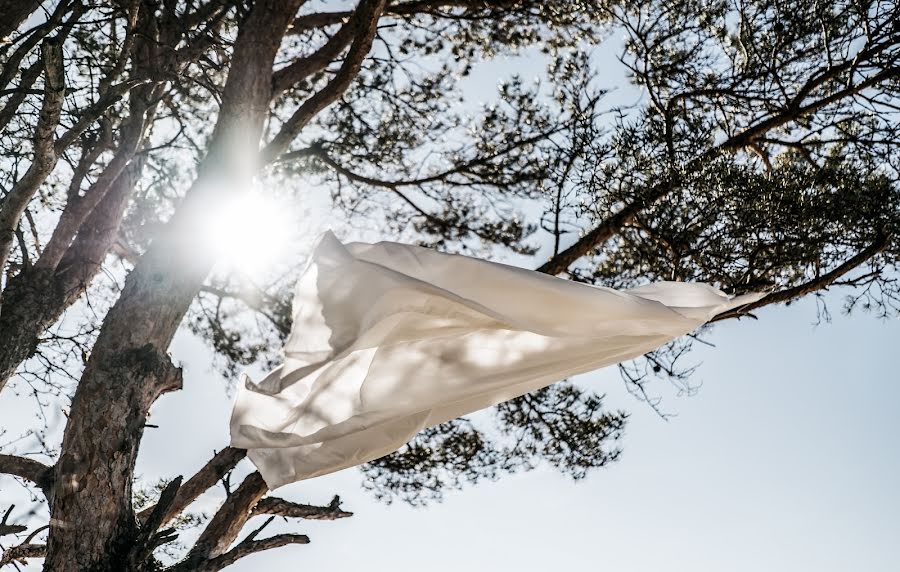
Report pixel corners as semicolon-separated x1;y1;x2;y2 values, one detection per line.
0;505;26;537
711;233;893;322
0;38;65;278
0;454;53;497
136;447;247;527
537;180;670;276
0;60;41;133
262;0;387;162
36;88;155;272
290;0;517;31
537;60;900;277
0;543;46;567
272;15;359;95
200;533;309;572
178;471;269;568
252;495;353;521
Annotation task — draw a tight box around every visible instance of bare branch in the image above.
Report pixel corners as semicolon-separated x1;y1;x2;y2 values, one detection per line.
200;533;309;572
178;471;269;568
0;61;41;133
0;454;53;497
136;447;247;527
253;495;353;521
0;505;26;537
0;543;46;567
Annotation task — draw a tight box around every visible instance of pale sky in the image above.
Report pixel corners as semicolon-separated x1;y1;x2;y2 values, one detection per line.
2;28;899;572
128;290;898;572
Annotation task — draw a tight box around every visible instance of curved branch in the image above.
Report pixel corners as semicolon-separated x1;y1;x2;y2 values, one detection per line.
262;0;387;162
272;16;359;95
178;471;269;569
0;454;53;497
201;533;309;571
710;234;892;322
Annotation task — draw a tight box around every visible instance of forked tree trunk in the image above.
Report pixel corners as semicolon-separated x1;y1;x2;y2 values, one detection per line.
43;2;303;569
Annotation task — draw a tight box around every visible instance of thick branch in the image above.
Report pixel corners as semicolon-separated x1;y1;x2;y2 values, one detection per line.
181;471;269;566
0;38;65;277
0;543;46;566
0;0;43;39
262;0;387;162
272;17;359;94
200;533;309;572
537;181;669;276
0;454;53;497
0;155;147;392
137;447;247;527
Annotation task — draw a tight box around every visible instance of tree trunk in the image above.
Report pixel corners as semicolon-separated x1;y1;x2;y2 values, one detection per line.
43;2;303;569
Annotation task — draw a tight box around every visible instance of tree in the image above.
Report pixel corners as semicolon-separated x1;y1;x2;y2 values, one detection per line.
0;0;897;569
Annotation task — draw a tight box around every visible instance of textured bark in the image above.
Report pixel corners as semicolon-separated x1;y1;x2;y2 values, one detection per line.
0;39;65;277
253;495;353;520
0;159;145;391
43;2;304;569
179;472;270;568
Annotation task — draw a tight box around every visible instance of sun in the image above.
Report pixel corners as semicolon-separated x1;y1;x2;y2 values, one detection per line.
200;191;295;275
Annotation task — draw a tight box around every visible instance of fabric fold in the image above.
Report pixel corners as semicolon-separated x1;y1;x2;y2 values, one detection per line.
230;231;762;488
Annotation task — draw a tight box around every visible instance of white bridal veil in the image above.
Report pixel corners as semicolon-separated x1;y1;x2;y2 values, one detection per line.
230;231;762;488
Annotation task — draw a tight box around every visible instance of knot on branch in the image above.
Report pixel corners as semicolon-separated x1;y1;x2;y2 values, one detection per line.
119;343;183;397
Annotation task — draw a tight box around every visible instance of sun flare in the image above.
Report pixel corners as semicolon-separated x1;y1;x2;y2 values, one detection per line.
200;192;294;274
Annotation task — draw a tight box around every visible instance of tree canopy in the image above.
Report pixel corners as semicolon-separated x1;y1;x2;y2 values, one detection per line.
0;0;897;570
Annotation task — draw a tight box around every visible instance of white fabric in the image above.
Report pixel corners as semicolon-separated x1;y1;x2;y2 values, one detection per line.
230;231;762;489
